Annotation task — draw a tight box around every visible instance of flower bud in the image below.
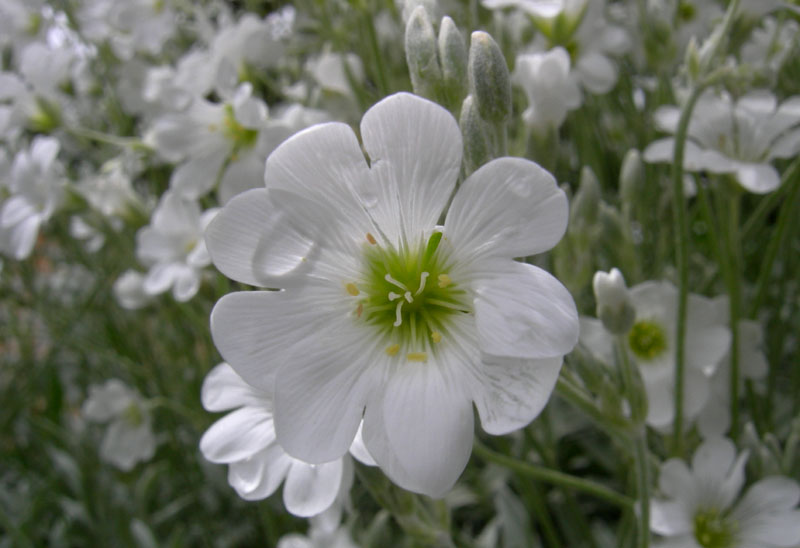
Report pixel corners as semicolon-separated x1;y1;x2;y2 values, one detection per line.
459;94;492;174
570;165;600;227
405;6;443;101
620;149;643;206
438;16;468;110
593;268;635;334
468;31;511;125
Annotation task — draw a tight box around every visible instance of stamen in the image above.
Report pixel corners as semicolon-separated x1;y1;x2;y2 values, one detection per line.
393;300;404;326
366;232;377;245
414;271;430;296
388;291;402;301
404;291;413;303
437;273;452;288
431;331;442;343
345;283;360;296
385;344;399;356
385;273;408;291
407;352;428;362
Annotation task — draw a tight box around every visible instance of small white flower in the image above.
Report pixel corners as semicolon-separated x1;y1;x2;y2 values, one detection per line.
580;281;730;429
0;136;65;260
199;363;373;517
644;90;800;194
651;437;800;548
513;47;582;132
135;191;218;302
206;92;578;497
82;379;155;471
113;269;152;310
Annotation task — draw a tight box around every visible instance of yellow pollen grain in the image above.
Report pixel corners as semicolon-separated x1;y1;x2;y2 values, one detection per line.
406;352;428;362
431;331;442;343
437;274;452;288
366;232;377;245
345;283;360;296
385;344;400;356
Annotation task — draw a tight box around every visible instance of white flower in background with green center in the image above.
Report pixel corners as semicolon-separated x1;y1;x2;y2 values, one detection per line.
651;437;800;548
199;363;373;517
644;91;800;193
82;379;155;471
206;92;578;497
580;281;730;429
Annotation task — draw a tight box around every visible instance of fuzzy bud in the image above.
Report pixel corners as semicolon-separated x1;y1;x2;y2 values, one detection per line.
570;165;600;227
620;149;643;206
405;6;443;101
438;16;468;110
459;94;492;174
593;268;635;334
467;31;511;125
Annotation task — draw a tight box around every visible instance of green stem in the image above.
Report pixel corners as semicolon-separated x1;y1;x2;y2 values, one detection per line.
741;159;798;241
66;126;144;148
364;6;389;96
748;164;800;318
473;441;635;510
556;376;631;442
669;86;704;455
722;185;743;440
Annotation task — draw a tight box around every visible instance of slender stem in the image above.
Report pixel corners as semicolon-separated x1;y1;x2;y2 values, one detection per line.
721;185;743;440
748;164;800;318
616;338;650;548
556;376;631;442
669;86;703;455
363;5;389;96
66;126;144;148
741;159;798;241
473;441;635;510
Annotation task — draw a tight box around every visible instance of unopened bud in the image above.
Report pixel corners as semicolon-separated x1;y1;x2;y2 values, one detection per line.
459;94;492;174
405;6;443;101
468;31;511;125
685;36;701;81
438;16;468;109
570;165;600;227
593;268;635;334
29;96;61;133
620;149;643;206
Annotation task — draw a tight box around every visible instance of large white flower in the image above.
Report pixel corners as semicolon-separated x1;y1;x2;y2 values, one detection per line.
82;379;156;471
651;437;800;548
644;91;800;194
199;363;373;517
205;92;578;497
580;281;730;429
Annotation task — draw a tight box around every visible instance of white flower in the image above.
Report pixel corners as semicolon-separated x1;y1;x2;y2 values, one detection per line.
580;281;730;429
277;524;359;548
135;191;218;302
199;363;373;517
644;91;800;194
696;297;768;439
651;437;800;548
113;269;152;310
513;47;582;132
0;136;65;260
741;17;799;78
77;157;144;220
206;92;578;497
82;379;155;471
481;0;585;19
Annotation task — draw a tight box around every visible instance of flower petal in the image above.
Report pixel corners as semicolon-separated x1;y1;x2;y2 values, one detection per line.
474;261;578;360
273;322;375;464
360;92;461;246
365;360;474;498
283;459;343;517
170;149;228;199
444;157;567;260
576;52;617;94
735;163;781;194
201;362;267;412
228;443;291;500
199;406;275;464
650;499;692;536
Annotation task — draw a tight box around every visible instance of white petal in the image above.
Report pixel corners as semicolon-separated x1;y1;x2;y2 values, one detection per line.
732;478;800;546
273;322;375;464
101;421;155;471
142;262;182;295
771;128;800;159
474;261;579;360
365;360;474;498
444;157;567;260
735;163;781;194
6;214;41;260
658;459;695;503
577;316;615;365
471;355;563;435
576;52;617;94
685;294;730;375
172;268;200;302
650;499;692;536
201;362;266;412
360;92;461;245
170;150;228;199
199;406;275;464
653;106;680;133
228;444;291;500
0;195;37;229
348;422;376;466
210;290;330;392
217;155;264;205
643;138;676;164
283;459;343;517
691;437;738;490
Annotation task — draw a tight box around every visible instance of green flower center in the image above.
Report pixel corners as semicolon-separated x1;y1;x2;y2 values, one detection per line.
221;104;259;150
627;320;667;361
677;1;697;22
346;231;470;362
122;402;144;427
694;509;735;548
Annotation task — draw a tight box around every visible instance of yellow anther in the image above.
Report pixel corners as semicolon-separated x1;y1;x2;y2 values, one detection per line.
437;274;452;288
346;283;360;296
406;352;428;362
366;232;377;245
431;331;442;343
385;344;400;356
